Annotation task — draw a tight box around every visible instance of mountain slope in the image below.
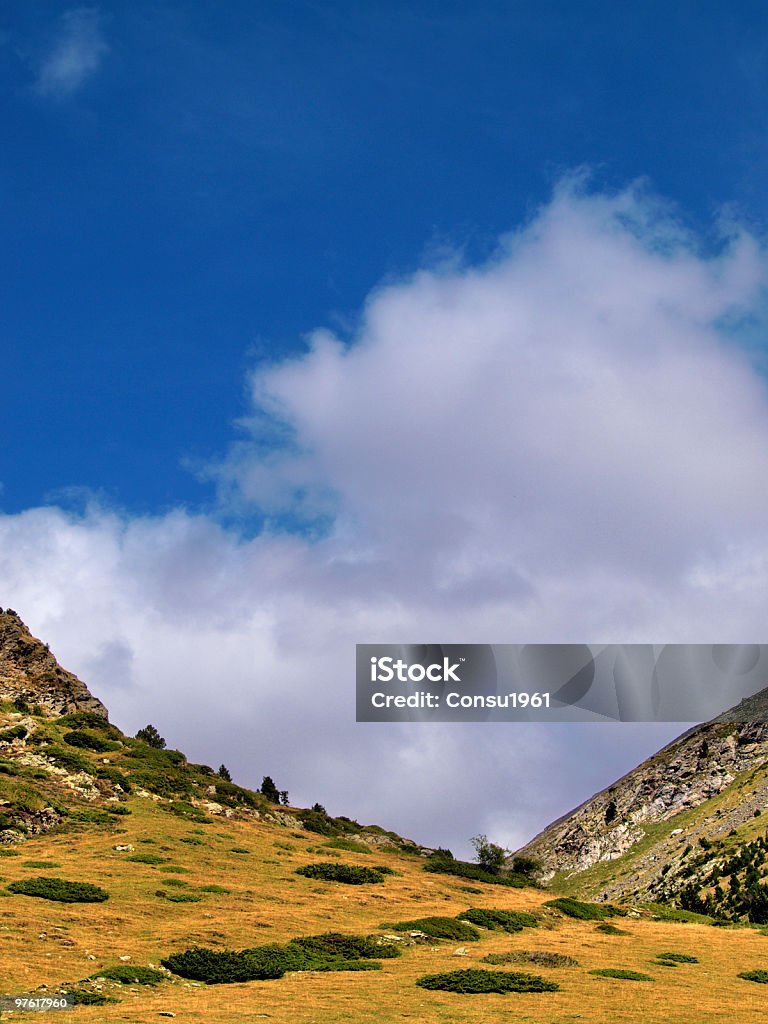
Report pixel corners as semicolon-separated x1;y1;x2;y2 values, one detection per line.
5;609;768;1023
513;715;768;908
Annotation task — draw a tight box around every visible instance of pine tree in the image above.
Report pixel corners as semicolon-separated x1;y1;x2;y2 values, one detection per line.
135;724;166;749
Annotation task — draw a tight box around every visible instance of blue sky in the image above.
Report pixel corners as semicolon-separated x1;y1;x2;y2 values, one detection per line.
2;2;768;855
3;1;768;514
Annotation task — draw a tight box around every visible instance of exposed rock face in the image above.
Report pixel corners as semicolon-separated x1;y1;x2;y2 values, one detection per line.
513;720;768;881
0;608;107;719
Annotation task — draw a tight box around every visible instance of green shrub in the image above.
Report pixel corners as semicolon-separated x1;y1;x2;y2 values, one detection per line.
180;836;205;846
21;860;61;868
483;951;578;967
65;990;118;1005
66;808;114;825
299;809;339;836
0;849;20;857
164;878;189;887
107;804;131;815
7;877;108;902
199;884;230;893
127;853;168;865
655;952;698;963
545;898;620;920
157;890;201;903
388;917;481;941
59;712;119;734
739;969;768;983
296;863;386;884
0;725;28;742
161;947;285;983
423;856;527;888
63;730;120;753
159;865;189;873
230;847;250;854
212;781;264;810
416;968;559;993
96;766;132;792
90;965;165;985
286;933;400;961
165;801;212;823
589;968;653;981
313;960;382;971
457;908;538;932
44;746;92;773
596;923;629;935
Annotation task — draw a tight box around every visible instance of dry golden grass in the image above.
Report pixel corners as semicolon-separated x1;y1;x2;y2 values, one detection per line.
2;799;768;1023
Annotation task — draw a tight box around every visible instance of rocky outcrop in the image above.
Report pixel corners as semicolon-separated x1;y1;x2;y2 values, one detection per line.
513;720;768;880
0;609;107;718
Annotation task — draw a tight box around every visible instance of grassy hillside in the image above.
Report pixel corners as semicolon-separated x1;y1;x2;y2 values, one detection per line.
3;702;768;1022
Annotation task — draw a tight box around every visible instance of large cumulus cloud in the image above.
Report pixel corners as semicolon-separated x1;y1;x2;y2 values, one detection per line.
2;180;768;855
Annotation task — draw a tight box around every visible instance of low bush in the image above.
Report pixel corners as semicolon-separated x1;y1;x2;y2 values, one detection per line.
58;712;121;736
161;947;285;983
230;847;250;854
545;898;620;920
21;860;61;868
199;884;230;893
96;766;132;792
90;965;165;985
65;990;118;1005
286;933;400;962
44;746;93;773
126;853;168;865
387;917;481;941
483;951;578;967
163;931;398;984
0;726;28;742
158;865;189;873
7;877;108;903
416;968;559;993
156;890;201;903
296;863;386;884
298;809;339;836
165;801;212;824
423;856;527;888
180;836;205;846
107;805;131;815
163;878;189;887
595;923;629;935
62;730;120;753
66;808;114;825
0;849;20;857
655;952;698;963
457;908;538;932
589;968;653;981
739;969;768;983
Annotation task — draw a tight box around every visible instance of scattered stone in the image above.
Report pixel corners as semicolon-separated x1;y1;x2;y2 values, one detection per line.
453;947;468;956
113;844;134;852
158;1014;176;1018
118;955;131;961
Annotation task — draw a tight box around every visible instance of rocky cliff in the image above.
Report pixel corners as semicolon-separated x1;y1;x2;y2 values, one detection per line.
0;608;107;718
513;717;768;902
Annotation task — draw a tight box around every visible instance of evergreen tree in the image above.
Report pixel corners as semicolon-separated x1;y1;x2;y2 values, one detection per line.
260;776;280;803
135;724;166;749
217;764;232;781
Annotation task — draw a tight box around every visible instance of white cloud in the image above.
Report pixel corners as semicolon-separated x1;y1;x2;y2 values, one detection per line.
3;180;768;856
34;8;108;99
